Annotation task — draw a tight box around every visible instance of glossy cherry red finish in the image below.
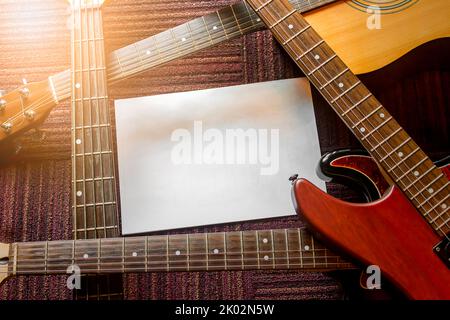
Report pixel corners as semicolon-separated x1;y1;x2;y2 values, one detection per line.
293;178;450;300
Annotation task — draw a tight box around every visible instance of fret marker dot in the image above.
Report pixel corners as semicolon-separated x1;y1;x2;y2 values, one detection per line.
262;238;268;244
304;245;310;251
83;254;89;259
288;24;294;29
132;252;137;257
175;250;181;256
428;188;434;194
380;113;385;118
442;204;447;209
338;82;344;88
75;83;81;89
146;50;151;55
181;37;186;42
360;127;366;133
76;191;82;197
213;26;218;30
256;18;261;22
76;139;82;145
213;248;219;254
398;152;404;158
414;171;420;177
264;255;269;261
314;54;320;60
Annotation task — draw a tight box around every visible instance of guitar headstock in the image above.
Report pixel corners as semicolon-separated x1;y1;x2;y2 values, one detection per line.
0;80;57;144
0;243;10;286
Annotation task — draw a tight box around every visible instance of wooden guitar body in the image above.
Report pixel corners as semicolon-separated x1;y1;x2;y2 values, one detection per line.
305;0;450;74
292;177;450;299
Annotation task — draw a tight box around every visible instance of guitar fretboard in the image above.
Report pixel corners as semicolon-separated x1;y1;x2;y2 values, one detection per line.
71;2;119;240
69;0;122;300
245;0;450;237
51;0;336;101
6;228;354;275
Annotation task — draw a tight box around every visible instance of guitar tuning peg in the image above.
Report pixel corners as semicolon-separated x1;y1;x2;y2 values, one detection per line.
1;122;12;133
19;87;30;98
24;110;36;120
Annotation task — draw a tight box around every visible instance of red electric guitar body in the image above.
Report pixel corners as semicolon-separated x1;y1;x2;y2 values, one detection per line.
243;0;450;299
293;169;450;300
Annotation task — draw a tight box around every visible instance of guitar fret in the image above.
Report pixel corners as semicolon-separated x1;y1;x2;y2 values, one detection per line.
386;147;420;172
286;25;312;46
437;215;450;229
380;137;412;162
307;54;337;76
269;9;296;29
186;234;190;271
331;80;361;104
216;12;229;39
411;174;445;200
255;230;261;269
74;177;114;183
403;165;437;191
394;156;427;182
427;194;450;216
205;233;209;271
351;105;383;129
75;201;115;208
74;37;104;42
284;229;290;269
74;67;106;72
144;237;148;272
341;93;372;117
166;235;169;271
243;1;257;25
230;5;244;34
320;67;349;90
422;183;449;211
223;232;227;270
240;231;244;269
186;22;198;50
73;96;108;101
75;151;113;156
311;236;316;268
371;127;402;152
201;16;214;44
361;117;393;141
297;228;303;268
255;0;274;12
270;230;275;269
72;225;118;232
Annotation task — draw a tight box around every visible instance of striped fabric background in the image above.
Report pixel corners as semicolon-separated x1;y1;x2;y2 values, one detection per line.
0;0;448;299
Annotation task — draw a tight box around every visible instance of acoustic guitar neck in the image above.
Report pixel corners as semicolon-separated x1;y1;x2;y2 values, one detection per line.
69;0;122;300
244;0;450;238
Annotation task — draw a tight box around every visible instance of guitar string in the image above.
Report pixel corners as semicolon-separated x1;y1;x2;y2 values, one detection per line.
2;0;324;125
1;6;265;125
84;2;99;241
2;2;446;228
1;260;353;275
105;0;331;79
98;2;121;239
92;3;109;239
254;0;449;230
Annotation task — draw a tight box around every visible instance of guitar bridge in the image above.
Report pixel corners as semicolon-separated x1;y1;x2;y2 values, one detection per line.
434;237;450;268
